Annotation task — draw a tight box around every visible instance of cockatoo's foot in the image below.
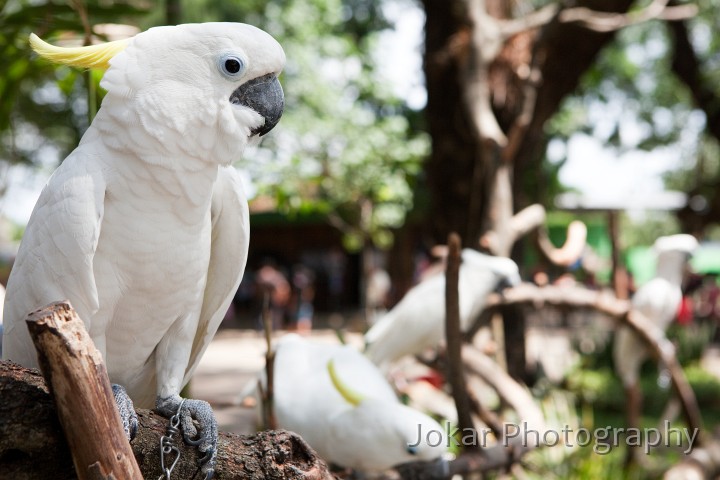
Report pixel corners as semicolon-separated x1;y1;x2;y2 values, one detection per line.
111;384;138;440
156;394;218;480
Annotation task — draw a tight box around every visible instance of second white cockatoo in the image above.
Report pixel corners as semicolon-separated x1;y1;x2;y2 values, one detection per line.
613;234;698;439
2;23;285;478
364;249;521;369
272;335;448;472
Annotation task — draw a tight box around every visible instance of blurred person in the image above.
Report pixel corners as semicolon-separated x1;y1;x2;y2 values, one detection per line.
291;264;315;334
256;258;291;330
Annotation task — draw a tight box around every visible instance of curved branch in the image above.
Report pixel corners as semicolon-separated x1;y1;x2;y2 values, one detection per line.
484;283;703;440
559;0;697;32
479;203;587;268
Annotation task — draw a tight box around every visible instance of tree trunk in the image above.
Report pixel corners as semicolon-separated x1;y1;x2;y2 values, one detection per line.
420;0;635;246
420;0;635;383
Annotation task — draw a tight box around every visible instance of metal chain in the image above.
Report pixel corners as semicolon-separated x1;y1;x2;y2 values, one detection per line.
158;398;185;480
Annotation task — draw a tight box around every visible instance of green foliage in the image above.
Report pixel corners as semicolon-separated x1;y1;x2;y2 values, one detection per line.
0;0;147;195
668;321;716;366
618;211;681;251
573;21;694;153
215;0;428;252
544;9;716;203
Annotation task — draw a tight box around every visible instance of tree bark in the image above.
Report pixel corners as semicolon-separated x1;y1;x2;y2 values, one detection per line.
0;361;334;480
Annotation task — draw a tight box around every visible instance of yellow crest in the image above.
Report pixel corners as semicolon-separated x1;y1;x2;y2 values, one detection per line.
327;358;365;406
29;33;128;70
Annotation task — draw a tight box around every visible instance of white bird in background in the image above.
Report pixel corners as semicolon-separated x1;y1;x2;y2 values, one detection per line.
2;23;285;478
272;335;447;472
364;249;521;369
613;234;698;437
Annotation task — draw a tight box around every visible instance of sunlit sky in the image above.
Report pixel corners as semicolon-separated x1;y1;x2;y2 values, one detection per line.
0;3;693;226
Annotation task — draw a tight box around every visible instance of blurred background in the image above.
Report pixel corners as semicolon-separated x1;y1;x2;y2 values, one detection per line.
3;0;720;477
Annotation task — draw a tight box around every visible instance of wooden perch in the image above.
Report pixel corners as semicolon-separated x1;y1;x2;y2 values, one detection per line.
0;362;334;480
461;346;546;440
395;281;706;480
25;300;142;480
2;301;333;479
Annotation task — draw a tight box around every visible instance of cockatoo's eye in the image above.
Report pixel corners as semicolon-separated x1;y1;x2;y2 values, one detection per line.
406;445;418;455
218;54;245;78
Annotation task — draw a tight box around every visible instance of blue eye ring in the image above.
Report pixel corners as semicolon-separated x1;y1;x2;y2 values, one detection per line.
218;54;245;78
406;445;418;455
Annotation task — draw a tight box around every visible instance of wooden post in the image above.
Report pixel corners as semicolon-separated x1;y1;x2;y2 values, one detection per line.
25;300;142;480
608;210;629;299
261;289;278;430
445;233;475;444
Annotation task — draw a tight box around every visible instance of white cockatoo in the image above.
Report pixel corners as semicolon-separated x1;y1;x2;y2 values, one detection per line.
613;234;698;436
2;23;285;477
272;335;447;472
365;249;521;369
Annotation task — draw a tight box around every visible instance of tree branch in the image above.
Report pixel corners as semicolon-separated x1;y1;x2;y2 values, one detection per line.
480;203;587;267
0;361;334;480
483;283;703;439
499;4;559;38
559;0;697;32
460;0;508;147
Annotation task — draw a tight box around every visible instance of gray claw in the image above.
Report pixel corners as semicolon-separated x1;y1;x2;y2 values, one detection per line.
112;383;138;440
156;394;218;479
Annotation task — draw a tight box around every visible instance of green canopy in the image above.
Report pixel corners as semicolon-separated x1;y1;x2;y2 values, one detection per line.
691;243;720;275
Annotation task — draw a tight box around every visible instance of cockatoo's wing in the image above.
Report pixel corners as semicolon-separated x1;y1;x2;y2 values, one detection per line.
3;155;105;366
183;166;249;384
363;274;449;368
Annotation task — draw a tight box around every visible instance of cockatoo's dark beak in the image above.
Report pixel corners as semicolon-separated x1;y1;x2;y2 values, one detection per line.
230;73;284;137
493;277;515;294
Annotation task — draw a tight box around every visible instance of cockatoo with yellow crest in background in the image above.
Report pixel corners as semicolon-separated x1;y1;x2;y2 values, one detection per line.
272;335;448;472
613;233;698;464
2;23;285;478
